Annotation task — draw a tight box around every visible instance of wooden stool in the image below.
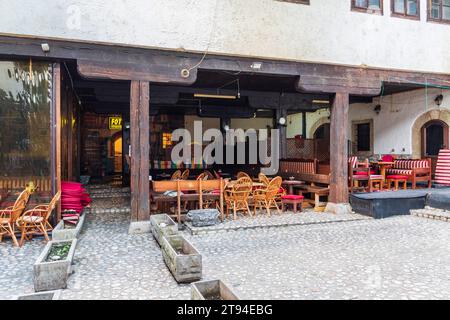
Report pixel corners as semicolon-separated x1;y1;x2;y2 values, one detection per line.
386;175;408;191
281;195;304;213
369;175;384;192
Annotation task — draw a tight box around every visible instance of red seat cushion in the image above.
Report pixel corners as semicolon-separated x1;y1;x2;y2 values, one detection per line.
281;195;304;200
387;175;408;180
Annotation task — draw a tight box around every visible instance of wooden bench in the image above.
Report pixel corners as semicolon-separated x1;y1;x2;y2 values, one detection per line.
385;159;432;189
151;179;225;223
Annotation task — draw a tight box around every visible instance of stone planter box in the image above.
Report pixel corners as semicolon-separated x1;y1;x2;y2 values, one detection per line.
161;235;202;283
16;290;61;300
150;214;178;246
33;239;77;292
191;280;240;300
52;213;86;241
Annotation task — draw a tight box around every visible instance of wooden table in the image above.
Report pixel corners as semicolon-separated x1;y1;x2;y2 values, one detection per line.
282;180;305;195
370;161;395;179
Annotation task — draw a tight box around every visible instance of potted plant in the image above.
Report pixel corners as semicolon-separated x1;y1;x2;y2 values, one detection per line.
33;239;77;292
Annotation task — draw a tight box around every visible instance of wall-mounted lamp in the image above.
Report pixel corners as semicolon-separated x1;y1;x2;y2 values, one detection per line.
435;94;444;107
41;43;50;53
223;124;230;131
278;117;287;126
374;104;381;115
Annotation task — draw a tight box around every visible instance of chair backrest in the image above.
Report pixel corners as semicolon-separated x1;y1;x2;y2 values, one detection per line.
181;169;190;180
171;170;182;180
258;173;270;186
393;159;430;169
196;172;207;180
231;177;253;201
382;154;395;162
236;171;251;180
435;149;450;185
348;156;358;169
10;189;31;222
204;171;215;180
44;191;61;220
266;176;282;199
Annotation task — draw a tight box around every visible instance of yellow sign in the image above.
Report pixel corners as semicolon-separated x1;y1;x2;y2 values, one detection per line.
109;116;122;130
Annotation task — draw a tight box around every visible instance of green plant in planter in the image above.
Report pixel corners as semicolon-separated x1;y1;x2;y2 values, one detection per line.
46;243;71;262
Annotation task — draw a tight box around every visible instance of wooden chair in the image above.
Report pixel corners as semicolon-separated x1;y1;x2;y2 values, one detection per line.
224;177;253;220
16;191;61;247
181;169;190;180
196;172;207;180
0;189;31;247
253;176;282;217
171;170;182;180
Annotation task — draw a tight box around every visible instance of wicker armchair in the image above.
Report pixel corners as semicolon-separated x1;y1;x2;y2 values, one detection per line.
224;177;253;220
253;176;282;216
0;189;31;246
16;191;61;247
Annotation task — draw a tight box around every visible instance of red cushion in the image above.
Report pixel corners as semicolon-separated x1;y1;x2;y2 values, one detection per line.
387;175;408;180
281;195;304;200
382;155;395;162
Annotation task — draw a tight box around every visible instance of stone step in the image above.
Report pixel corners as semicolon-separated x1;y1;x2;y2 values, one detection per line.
410;207;450;222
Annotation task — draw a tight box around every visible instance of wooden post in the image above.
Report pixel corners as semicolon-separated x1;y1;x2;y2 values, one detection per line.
130;81;150;222
277;108;287;159
53;63;62;222
329;92;349;204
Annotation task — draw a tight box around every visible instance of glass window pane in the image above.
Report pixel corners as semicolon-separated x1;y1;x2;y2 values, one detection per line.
394;0;405;13
355;0;368;8
0;61;52;188
406;0;418;15
432;0;441;19
368;0;381;10
443;6;450;19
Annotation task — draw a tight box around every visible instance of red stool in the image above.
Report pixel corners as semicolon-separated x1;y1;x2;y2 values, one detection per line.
281;195;304;213
386;175;408;190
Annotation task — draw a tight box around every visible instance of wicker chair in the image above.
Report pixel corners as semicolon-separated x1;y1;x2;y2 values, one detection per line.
171;170;182;180
253;176;282;216
258;173;270;186
181;169;190;180
236;171;252;180
224;177;253;220
16;191;61;247
0;189;31;247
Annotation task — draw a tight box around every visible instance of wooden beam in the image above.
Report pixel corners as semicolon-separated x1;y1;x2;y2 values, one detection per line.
329;92;349;204
77;59;197;84
296;75;382;95
130;80;150;222
276;108;288;159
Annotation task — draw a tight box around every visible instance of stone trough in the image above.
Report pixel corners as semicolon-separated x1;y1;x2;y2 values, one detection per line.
52;213;86;241
150;214;178;246
33;239;77;292
191;280;240;300
161;235;202;283
16;290;61;300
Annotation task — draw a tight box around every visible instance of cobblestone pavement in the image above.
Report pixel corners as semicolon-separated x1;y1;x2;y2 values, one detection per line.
0;237;45;299
2;195;450;300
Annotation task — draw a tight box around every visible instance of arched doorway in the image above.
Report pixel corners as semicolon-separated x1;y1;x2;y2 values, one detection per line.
421;120;449;172
313;123;330;162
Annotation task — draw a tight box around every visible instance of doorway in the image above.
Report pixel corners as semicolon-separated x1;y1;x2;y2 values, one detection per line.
421;120;449;174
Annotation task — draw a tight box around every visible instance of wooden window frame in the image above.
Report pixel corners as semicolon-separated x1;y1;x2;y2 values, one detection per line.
275;0;310;4
427;0;450;24
352;119;374;157
351;0;384;15
391;0;421;20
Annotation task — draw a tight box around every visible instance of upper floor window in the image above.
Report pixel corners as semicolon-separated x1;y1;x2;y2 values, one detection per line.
428;0;450;23
275;0;310;4
392;0;420;18
352;0;383;14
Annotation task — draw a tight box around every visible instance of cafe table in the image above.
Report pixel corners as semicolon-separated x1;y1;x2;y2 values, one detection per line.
282;180;305;195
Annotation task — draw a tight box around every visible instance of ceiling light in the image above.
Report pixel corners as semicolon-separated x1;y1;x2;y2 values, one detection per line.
251;62;263;70
312;100;330;104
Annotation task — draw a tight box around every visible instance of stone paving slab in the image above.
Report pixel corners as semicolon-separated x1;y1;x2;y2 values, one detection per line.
185;210;370;235
411;207;450;222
